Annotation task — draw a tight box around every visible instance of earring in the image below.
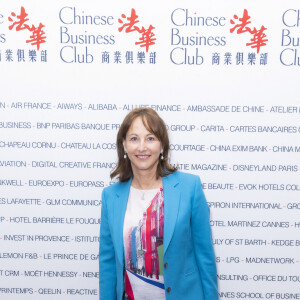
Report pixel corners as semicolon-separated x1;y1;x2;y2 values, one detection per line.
160;152;164;160
124;153;127;159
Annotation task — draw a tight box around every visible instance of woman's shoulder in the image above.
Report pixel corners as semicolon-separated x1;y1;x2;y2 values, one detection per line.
102;181;120;193
102;179;130;195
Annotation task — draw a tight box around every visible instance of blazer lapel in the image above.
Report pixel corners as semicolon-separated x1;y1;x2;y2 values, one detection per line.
114;178;132;265
163;173;180;256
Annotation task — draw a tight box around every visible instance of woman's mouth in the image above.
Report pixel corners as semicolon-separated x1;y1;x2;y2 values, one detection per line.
136;155;150;159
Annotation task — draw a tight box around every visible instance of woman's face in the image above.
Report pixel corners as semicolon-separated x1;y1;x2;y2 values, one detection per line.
123;117;162;175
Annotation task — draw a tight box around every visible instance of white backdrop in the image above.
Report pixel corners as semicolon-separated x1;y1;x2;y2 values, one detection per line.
1;0;300;299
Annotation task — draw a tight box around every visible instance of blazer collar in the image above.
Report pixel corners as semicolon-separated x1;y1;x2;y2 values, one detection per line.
113;172;180;264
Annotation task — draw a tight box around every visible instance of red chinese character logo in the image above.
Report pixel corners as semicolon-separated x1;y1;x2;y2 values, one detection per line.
118;8;156;52
230;9;267;53
26;23;46;50
135;25;156;51
246;26;268;53
8;6;46;50
8;6;31;31
118;9;140;33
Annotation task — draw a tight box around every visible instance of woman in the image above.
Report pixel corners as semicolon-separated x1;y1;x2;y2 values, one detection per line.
100;108;218;300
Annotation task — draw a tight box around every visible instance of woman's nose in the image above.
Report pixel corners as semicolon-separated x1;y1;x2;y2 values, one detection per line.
138;139;147;151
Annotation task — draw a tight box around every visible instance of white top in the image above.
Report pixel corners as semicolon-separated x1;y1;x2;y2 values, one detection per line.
123;186;165;299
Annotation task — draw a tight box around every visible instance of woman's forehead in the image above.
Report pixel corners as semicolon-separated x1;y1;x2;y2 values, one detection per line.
127;117;151;134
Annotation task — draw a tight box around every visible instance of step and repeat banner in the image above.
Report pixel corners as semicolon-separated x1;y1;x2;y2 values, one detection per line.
0;0;300;299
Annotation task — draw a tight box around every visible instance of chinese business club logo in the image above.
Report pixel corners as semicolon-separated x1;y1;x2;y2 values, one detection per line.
8;6;46;50
230;9;268;53
118;8;156;52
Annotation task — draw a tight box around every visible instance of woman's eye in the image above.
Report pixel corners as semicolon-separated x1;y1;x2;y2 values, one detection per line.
130;137;137;141
148;137;155;141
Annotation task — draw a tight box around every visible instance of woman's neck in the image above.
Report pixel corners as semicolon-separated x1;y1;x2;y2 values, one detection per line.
131;172;162;190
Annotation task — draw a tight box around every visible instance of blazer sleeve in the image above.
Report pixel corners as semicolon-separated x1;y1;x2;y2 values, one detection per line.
99;188;117;299
191;176;219;300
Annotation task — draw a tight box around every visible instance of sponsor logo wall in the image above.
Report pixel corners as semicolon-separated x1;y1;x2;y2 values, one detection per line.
0;0;300;299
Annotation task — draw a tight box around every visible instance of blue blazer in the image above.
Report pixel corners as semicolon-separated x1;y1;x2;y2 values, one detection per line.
99;171;219;300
